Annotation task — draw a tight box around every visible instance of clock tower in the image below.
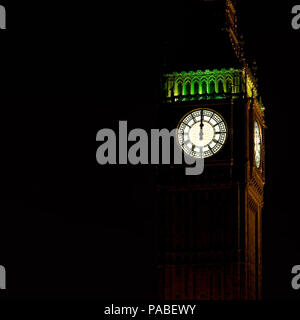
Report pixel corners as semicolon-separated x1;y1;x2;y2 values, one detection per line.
157;0;265;300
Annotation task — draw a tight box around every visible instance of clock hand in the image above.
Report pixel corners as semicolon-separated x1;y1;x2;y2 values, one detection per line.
199;110;204;159
199;109;204;141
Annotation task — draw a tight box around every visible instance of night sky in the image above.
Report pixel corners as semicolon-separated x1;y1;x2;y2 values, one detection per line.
0;0;299;301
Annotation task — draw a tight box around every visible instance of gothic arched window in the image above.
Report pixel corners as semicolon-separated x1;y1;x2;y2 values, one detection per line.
193;82;199;95
185;82;191;96
201;81;207;94
218;80;224;94
177;82;183;96
209;80;215;94
225;80;232;93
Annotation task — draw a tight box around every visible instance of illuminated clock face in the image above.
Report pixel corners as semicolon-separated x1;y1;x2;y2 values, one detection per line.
177;108;227;158
254;121;261;168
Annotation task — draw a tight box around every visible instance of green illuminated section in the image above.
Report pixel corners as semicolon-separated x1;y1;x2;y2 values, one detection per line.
164;68;242;100
163;68;265;111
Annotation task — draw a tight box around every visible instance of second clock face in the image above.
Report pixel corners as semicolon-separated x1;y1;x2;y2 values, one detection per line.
177;108;227;158
254;121;261;168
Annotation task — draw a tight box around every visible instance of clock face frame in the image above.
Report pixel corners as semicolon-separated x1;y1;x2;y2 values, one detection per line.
177;108;228;159
254;121;262;168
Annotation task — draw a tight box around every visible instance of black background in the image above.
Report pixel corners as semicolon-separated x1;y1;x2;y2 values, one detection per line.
0;0;299;301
